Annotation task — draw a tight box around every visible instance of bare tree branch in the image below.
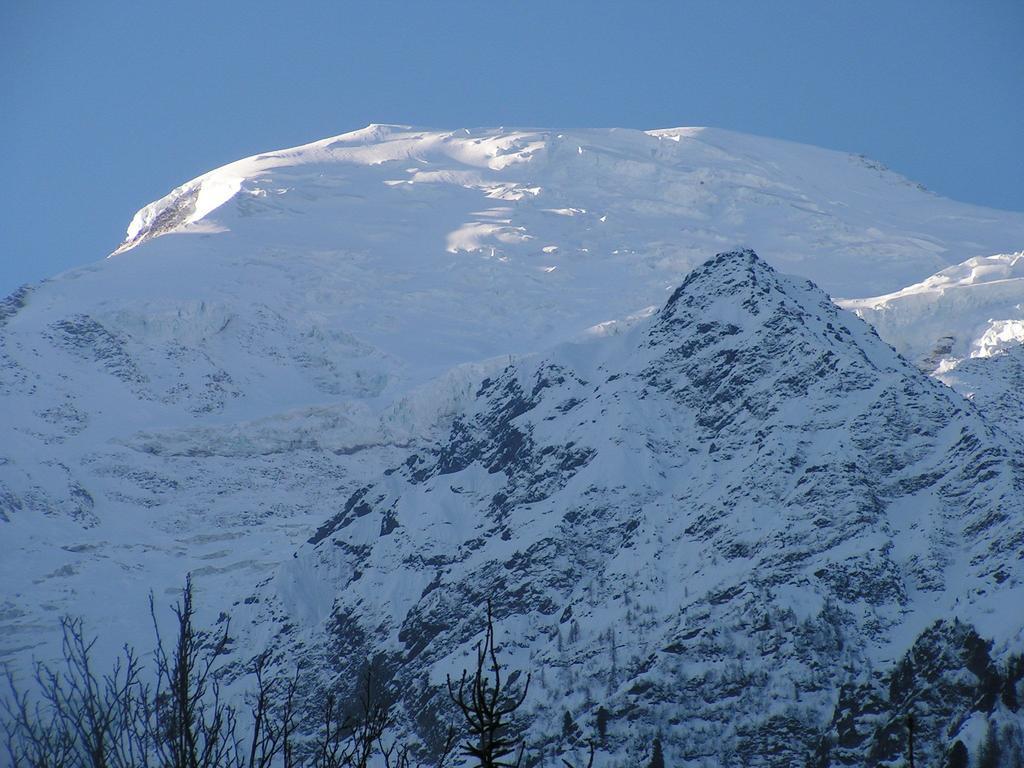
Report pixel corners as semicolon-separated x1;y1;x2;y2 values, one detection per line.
447;601;531;768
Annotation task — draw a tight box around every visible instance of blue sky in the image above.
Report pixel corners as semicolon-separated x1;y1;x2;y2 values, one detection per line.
2;0;1022;295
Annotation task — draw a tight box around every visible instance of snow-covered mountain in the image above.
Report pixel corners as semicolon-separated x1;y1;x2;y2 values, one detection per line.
841;252;1024;371
240;250;1024;767
109;125;1024;300
840;252;1024;445
2;125;1024;766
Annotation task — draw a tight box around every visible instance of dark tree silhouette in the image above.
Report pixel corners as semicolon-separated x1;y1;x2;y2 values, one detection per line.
561;711;580;743
148;574;243;768
304;662;408;768
1;576;451;768
1;616;146;768
447;601;530;768
648;736;665;768
380;722;456;768
594;707;609;746
907;715;916;768
977;722;1001;768
560;741;594;768
246;655;298;768
945;740;968;768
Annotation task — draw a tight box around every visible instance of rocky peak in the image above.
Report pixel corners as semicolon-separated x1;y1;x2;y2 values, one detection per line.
661;248;788;315
237;252;1024;767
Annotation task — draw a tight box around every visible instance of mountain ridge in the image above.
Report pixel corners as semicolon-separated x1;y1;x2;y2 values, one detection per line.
3;124;1024;766
106;124;1024;297
231;249;1024;766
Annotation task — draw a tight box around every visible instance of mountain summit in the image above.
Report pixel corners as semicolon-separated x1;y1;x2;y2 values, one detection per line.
112;124;1024;298
3;125;1024;766
243;250;1023;766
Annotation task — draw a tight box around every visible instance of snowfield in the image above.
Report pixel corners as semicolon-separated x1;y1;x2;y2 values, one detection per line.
841;252;1024;368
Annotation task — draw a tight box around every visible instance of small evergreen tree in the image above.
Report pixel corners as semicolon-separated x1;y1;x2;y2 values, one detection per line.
945;740;968;768
561;711;579;743
648;736;665;768
1002;723;1024;768
977;722;1001;768
907;715;916;768
595;707;609;745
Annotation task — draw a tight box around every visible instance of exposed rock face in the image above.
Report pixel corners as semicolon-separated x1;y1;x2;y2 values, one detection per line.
819;619;1024;768
238;251;1024;766
944;345;1024;448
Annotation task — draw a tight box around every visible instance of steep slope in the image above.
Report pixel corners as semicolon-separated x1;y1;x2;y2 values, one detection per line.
5;125;1023;670
2;124;1024;765
938;345;1024;453
841;252;1024;371
840;253;1024;444
242;251;1024;767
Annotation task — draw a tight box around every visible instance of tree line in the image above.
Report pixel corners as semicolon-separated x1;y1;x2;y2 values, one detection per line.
1;578;655;768
8;577;980;768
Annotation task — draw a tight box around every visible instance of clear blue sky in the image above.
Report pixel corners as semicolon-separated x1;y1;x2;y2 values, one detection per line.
2;0;1022;295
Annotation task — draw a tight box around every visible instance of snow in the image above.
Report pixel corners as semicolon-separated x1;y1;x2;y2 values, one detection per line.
2;124;1024;764
246;249;1024;765
840;252;1024;367
110;125;1024;297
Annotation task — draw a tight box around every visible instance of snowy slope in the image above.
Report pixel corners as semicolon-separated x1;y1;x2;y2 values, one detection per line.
839;253;1024;445
111;125;1024;300
243;251;1024;767
2;125;1024;765
840;252;1024;370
